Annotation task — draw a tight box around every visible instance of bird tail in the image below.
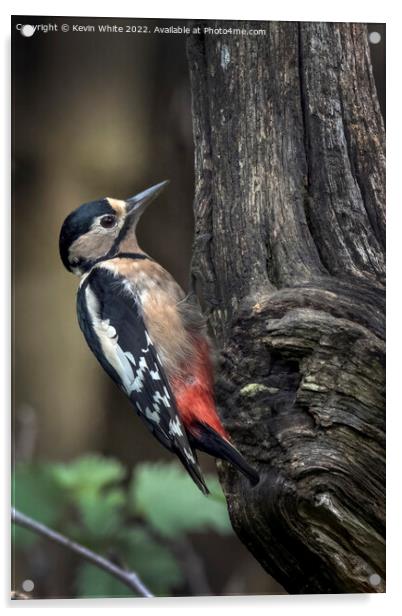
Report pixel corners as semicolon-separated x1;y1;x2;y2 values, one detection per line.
176;448;210;495
189;421;260;486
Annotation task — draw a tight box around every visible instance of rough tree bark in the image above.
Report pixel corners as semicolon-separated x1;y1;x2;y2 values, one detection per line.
187;21;385;594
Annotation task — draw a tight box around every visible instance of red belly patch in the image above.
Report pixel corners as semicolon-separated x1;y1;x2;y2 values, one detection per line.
171;339;228;439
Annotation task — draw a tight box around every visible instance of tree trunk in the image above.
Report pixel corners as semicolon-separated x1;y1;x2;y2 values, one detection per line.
187;21;385;594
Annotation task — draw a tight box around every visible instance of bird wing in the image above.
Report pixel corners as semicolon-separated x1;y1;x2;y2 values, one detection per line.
76;264;208;494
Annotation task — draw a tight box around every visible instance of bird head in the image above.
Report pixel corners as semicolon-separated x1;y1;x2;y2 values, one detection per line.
59;180;169;275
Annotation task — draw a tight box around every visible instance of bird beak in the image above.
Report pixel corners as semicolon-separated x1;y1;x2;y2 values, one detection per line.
125;180;169;218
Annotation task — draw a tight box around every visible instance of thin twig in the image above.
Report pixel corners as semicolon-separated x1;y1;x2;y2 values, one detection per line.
11;507;154;598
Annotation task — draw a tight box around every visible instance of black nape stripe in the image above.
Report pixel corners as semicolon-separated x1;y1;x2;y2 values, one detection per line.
117;252;150;261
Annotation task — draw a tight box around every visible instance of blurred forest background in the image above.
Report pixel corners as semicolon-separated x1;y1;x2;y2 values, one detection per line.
11;16;385;598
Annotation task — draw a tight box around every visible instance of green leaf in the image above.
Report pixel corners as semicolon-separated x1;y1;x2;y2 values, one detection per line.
70;488;126;544
75;564;134;598
76;527;183;598
129;462;232;538
49;455;127;545
12;455;127;548
12;464;65;547
49;454;126;499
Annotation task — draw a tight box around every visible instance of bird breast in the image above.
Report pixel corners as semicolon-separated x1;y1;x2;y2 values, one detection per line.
104;257;206;383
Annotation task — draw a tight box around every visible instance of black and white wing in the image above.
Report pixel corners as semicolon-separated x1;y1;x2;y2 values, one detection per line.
76;265;208;494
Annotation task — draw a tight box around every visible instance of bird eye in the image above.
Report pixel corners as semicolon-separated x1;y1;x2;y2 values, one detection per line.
100;215;116;228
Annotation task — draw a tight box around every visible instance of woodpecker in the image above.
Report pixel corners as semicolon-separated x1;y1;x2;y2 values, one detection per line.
59;181;259;494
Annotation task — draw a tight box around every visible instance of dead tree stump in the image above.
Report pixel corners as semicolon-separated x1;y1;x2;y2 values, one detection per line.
187;21;385;593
